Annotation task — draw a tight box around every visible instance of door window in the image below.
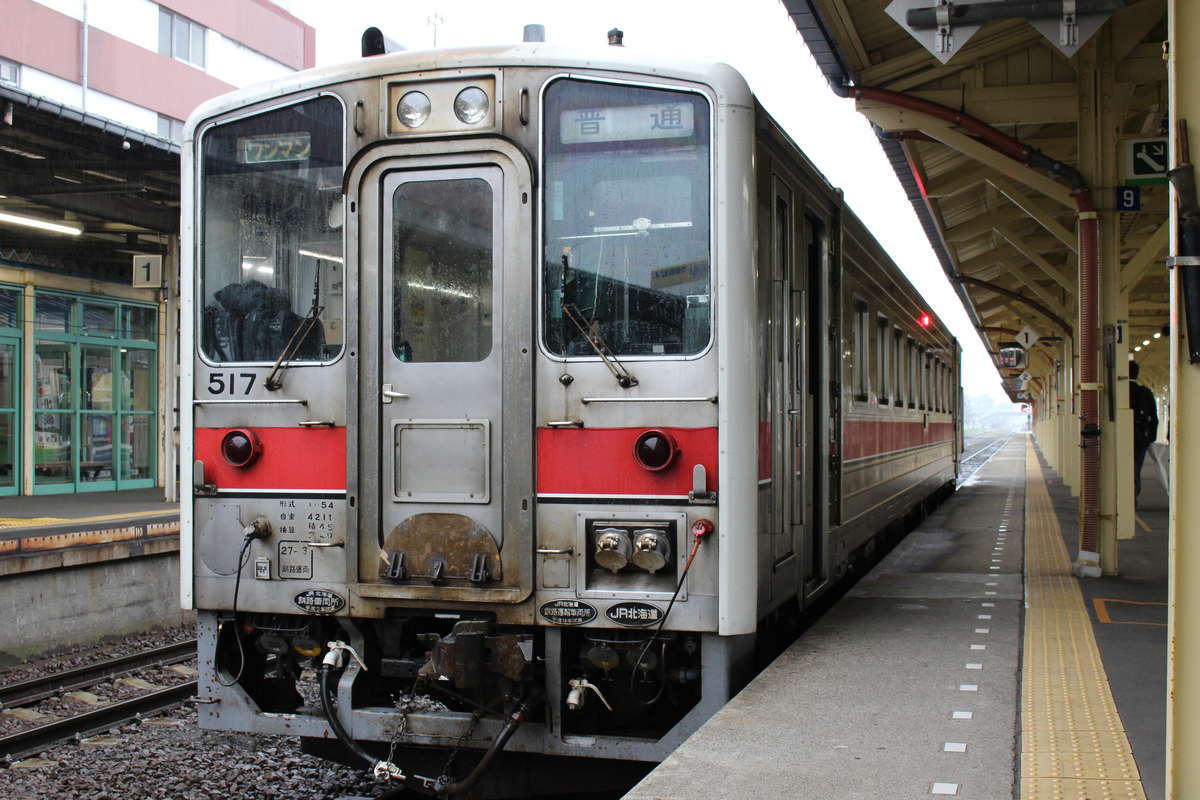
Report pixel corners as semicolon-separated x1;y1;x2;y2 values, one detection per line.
391;179;494;363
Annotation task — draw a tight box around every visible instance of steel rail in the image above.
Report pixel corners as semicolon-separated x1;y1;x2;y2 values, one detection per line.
0;639;197;709
958;435;1011;485
0;680;198;761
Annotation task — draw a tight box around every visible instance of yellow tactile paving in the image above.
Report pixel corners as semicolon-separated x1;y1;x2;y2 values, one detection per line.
1023;779;1146;800
0;517;66;528
1021;440;1147;800
0;509;173;530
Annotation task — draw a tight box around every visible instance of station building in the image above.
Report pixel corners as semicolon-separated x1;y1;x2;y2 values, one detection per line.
0;0;315;497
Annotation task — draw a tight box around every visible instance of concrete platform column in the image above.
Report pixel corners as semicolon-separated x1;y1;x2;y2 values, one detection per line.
1167;3;1200;794
1076;30;1135;573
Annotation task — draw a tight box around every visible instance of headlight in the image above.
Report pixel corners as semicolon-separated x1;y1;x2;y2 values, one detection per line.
453;87;489;124
397;91;431;128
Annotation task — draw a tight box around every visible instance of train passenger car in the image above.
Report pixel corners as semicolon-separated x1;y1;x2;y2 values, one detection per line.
181;38;960;795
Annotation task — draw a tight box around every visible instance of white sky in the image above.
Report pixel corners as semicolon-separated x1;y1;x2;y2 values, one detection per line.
285;0;1011;404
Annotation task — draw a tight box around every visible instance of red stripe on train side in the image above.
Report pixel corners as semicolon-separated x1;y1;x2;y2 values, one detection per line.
195;427;347;491
842;419;955;461
537;427;718;496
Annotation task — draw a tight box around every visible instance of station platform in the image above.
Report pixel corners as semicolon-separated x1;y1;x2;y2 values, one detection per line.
625;435;1167;800
0;488;179;575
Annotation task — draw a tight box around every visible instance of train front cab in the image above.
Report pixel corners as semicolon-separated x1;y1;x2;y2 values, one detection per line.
182;52;764;774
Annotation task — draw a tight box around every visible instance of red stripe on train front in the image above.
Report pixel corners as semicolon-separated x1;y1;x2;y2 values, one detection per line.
537;427;718;496
195;427;347;491
842;420;955;461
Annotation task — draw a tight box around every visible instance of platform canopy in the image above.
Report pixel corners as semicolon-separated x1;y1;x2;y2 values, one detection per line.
0;85;179;283
789;0;1169;400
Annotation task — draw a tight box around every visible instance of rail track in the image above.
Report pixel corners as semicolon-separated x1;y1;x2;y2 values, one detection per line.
0;639;197;708
0;680;198;762
0;639;199;762
958;435;1011;486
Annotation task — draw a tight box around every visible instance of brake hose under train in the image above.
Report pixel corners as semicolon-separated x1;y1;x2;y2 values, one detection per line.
318;642;537;798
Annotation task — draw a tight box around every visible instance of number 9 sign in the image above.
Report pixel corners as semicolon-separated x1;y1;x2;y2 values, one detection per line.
1115;185;1141;212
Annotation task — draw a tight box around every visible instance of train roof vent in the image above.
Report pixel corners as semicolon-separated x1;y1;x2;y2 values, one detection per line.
608;28;624;46
523;24;546;42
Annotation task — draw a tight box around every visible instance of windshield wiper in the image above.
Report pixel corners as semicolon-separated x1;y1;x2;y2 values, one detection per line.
265;262;323;391
562;300;638;389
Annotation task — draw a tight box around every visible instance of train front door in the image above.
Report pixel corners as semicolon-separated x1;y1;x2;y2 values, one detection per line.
356;146;533;603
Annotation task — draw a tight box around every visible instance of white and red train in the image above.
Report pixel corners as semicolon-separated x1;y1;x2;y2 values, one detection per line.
181;37;961;795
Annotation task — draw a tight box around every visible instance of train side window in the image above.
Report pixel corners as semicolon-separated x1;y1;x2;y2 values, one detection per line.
876;315;889;405
906;337;917;409
893;329;905;406
853;300;868;401
924;351;931;410
938;361;946;411
933;360;941;411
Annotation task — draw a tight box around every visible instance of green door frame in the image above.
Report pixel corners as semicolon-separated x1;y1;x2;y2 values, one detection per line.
0;330;20;498
0;283;21;497
31;292;157;494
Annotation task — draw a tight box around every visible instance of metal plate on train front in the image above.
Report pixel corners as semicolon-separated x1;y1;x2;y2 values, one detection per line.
293;589;345;614
278;541;313;580
539;599;597;625
605;602;663;627
272;498;345;543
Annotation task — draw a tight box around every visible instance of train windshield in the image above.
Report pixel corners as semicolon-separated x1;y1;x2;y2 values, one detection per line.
198;96;344;364
542;79;711;357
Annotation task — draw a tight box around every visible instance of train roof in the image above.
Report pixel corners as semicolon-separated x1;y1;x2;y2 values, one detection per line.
184;43;754;138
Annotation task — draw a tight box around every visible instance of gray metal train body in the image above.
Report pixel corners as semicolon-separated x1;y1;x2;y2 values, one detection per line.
180;43;961;781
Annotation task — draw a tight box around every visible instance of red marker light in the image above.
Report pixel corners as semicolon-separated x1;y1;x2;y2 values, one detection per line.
221;428;261;468
633;429;677;472
918;312;933;328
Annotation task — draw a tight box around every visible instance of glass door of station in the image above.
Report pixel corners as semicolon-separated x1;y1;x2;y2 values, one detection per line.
33;294;157;494
0;286;21;496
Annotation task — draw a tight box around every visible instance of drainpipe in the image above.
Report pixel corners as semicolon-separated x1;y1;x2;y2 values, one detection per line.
849;84;1102;574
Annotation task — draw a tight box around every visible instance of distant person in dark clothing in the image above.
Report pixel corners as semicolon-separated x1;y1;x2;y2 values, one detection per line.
1129;361;1158;499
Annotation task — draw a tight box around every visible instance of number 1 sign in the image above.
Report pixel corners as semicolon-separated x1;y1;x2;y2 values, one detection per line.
131;254;162;288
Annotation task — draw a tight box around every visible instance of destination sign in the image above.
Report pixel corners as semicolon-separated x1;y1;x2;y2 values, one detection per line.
238;132;312;164
561;103;694;144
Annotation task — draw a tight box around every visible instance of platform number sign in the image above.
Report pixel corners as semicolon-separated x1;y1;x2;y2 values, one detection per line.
1124;138;1169;186
1115;185;1141;212
131;254;162;288
1015;325;1040;349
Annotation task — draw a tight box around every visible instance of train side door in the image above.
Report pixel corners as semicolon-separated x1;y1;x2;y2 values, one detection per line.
771;183;797;573
801;210;832;595
354;146;533;603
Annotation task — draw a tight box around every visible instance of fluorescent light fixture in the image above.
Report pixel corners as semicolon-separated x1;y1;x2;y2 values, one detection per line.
1134;345;1142;352
0;210;82;236
1155;332;1163;339
255;266;274;276
0;144;45;160
298;248;344;264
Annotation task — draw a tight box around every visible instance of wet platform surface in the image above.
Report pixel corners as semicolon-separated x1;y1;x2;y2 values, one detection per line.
625;435;1166;799
0;489;178;569
0;488;177;541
